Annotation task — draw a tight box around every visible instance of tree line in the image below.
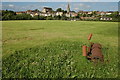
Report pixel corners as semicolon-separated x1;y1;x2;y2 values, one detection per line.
1;10;73;20
1;9;120;22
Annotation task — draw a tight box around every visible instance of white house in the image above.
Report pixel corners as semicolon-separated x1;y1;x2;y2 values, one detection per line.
29;12;39;17
70;12;77;17
88;11;92;14
56;12;63;16
40;13;52;16
100;17;112;20
100;12;106;15
106;12;113;15
30;13;35;17
65;13;71;17
42;7;52;13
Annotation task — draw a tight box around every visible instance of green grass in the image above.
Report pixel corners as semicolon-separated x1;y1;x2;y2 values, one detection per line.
2;20;118;78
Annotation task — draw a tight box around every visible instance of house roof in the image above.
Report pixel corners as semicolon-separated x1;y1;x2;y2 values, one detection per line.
43;7;52;10
80;17;97;19
16;11;26;13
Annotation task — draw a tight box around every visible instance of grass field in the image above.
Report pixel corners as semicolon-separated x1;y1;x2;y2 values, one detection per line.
2;20;118;78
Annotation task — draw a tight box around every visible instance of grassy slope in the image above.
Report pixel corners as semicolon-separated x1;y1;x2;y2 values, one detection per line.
2;20;118;78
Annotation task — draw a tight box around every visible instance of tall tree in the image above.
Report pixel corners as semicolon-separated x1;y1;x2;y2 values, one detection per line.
56;8;64;12
34;9;39;12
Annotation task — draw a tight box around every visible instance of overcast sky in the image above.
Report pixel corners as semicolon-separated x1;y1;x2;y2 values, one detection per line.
2;2;118;12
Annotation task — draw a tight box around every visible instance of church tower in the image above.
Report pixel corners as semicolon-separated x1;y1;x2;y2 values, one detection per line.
67;3;70;13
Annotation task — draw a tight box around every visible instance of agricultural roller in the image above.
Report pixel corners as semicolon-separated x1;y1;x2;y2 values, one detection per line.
82;33;104;62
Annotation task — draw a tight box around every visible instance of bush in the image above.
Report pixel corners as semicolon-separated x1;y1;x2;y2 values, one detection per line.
2;11;16;20
39;16;46;20
46;16;53;20
32;15;39;20
2;10;32;20
61;16;67;20
15;14;32;20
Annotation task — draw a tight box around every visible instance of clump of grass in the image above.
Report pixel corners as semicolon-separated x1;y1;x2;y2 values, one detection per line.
2;40;118;78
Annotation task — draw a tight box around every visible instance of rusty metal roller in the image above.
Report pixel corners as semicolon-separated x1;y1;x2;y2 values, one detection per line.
82;46;87;56
92;43;102;49
88;33;92;40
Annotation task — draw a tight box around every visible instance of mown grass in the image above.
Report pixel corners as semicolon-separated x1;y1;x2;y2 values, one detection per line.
2;20;118;78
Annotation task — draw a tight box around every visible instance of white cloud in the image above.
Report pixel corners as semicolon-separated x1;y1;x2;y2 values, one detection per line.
3;3;43;11
72;3;91;11
74;8;79;10
73;3;91;9
58;4;66;9
8;4;14;7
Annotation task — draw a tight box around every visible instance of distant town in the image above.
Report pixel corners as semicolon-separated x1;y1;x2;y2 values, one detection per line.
1;3;120;21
